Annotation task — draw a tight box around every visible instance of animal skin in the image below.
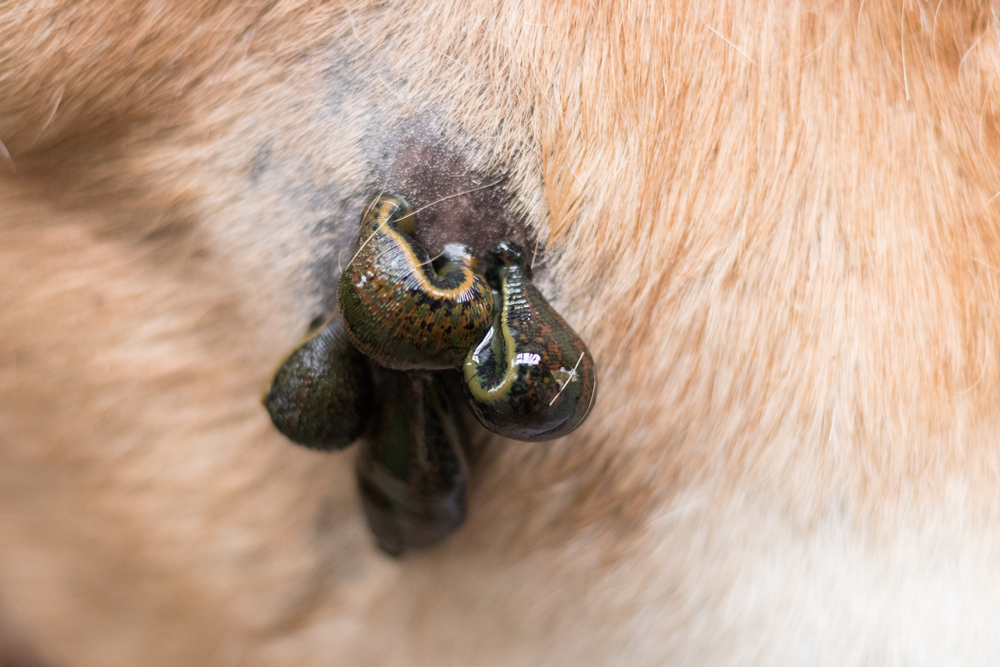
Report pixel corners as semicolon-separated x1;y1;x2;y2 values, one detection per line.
3;0;1000;665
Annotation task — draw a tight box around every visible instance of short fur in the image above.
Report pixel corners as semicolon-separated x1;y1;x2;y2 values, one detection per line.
3;0;1000;664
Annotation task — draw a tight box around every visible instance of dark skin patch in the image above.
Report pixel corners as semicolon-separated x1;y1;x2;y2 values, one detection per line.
309;117;542;315
366;117;539;264
249;139;272;184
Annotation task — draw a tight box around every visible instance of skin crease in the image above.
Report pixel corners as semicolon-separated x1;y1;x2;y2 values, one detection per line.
2;1;1000;666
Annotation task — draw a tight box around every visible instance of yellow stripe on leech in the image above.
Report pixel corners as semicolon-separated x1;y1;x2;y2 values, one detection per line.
467;277;520;403
387;227;480;299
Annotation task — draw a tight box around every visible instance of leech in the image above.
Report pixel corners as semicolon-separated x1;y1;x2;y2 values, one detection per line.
339;195;494;370
463;241;597;441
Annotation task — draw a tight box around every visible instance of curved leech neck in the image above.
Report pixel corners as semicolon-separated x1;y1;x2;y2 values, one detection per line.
432;243;481;288
464;241;535;400
348;176;507;271
467;265;521;400
483;241;531;288
391;203;417;237
354;196;432;278
358;197;414;243
347;196;412;272
359;200;484;300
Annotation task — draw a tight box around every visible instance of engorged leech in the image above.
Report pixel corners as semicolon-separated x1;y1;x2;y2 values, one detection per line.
264;312;373;450
463;242;597;441
265;196;597;557
356;369;469;557
338;195;494;370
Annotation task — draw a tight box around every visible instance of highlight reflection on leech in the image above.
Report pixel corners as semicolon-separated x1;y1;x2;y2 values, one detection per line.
338;195;494;370
463;241;597;441
344;179;505;274
265;194;597;555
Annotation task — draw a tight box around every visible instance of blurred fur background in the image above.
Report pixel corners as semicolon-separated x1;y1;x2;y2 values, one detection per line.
2;1;1000;664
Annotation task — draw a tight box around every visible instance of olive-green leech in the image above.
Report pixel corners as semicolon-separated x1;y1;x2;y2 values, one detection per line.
338;195;494;370
357;369;469;557
463;241;597;441
264;313;373;450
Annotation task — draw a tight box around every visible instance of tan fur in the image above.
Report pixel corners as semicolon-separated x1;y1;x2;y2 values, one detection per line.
3;0;1000;664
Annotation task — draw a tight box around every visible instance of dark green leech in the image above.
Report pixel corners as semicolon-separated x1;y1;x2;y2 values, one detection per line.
463;242;597;441
357;369;469;557
338;195;494;370
264;313;373;450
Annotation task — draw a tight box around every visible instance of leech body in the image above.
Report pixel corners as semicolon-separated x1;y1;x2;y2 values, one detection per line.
339;195;494;370
267;201;596;558
264;313;373;450
463;242;597;441
357;369;469;557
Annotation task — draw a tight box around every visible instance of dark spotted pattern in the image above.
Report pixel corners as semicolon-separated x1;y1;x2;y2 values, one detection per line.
463;242;597;441
357;370;468;557
338;195;494;370
267;200;597;556
264;313;373;450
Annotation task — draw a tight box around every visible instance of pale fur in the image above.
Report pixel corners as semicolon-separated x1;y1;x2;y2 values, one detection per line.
2;0;1000;665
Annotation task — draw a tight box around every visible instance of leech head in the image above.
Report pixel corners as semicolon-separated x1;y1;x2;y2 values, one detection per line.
483;240;532;287
357;194;414;244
